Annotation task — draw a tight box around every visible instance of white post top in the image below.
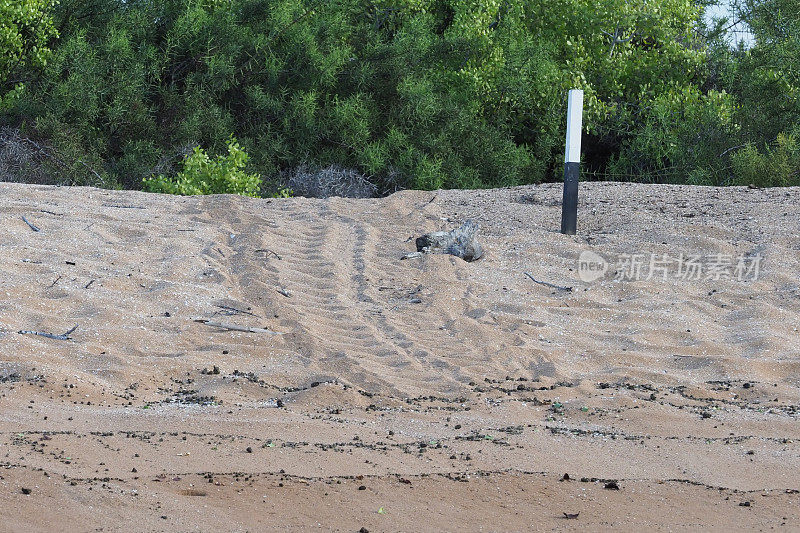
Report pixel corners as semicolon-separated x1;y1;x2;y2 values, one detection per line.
564;89;584;164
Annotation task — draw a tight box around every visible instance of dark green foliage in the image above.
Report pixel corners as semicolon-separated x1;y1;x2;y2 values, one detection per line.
736;0;800;141
702;0;800;187
2;0;799;191
6;0;557;189
730;133;800;186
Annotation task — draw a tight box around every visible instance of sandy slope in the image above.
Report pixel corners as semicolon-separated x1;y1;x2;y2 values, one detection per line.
0;181;798;531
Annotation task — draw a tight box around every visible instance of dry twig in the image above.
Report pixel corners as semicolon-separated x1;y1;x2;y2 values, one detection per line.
195;319;284;335
524;272;573;292
18;324;78;341
21;216;40;232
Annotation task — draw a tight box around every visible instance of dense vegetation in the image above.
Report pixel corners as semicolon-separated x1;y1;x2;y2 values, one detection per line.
0;0;798;194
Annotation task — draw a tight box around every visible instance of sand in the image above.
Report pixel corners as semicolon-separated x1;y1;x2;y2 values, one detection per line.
0;181;798;531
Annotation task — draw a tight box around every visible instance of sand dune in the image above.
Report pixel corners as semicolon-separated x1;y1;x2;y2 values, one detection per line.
1;182;798;531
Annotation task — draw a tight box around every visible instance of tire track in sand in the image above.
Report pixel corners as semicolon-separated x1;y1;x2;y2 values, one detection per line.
221;202;430;395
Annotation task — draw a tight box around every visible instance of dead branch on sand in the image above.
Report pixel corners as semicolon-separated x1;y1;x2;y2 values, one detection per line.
21;216;40;232
18;324;78;341
524;272;573;292
214;304;258;317
195;319;284;335
255;249;282;260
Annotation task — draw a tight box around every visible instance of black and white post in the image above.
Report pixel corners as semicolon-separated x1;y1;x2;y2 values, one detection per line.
560;89;583;235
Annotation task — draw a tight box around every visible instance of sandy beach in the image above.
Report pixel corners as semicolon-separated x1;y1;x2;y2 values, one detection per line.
0;181;798;531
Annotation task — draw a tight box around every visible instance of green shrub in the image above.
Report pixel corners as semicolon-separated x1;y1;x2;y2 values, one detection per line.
8;0;725;191
730;134;800;187
9;0;797;190
271;187;293;198
1;0;58;107
143;137;261;196
601;88;735;183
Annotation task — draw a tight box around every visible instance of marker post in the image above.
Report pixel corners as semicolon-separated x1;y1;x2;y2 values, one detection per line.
560;89;583;235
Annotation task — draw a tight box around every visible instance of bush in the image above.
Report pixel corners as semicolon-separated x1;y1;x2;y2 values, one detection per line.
278;165;378;198
143;137;261;196
730;133;800;187
8;0;797;190
6;0;730;192
0;127;52;184
0;126;113;187
1;0;58;107
598;88;735;183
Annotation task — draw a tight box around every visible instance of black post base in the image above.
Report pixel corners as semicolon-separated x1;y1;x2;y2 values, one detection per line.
560;162;579;235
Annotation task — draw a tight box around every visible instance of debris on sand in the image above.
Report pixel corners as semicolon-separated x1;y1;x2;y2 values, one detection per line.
18;324;78;341
194;319;284;335
524;272;573;292
402;220;483;262
21;216;40;232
